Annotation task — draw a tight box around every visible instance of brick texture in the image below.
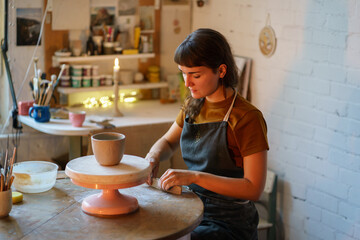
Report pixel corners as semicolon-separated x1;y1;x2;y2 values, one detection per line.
193;0;360;239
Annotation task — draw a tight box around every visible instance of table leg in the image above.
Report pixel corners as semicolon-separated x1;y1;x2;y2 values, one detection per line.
69;136;82;160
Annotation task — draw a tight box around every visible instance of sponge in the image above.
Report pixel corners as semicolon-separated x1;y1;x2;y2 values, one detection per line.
12;191;23;203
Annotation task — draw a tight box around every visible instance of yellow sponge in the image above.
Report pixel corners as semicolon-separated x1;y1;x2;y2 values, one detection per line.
12;191;23;203
122;49;139;55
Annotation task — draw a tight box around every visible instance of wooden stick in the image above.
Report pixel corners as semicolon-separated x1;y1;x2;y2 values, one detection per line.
0;173;4;191
9;147;16;178
8;176;14;189
3;149;8;180
4;148;16;190
38;86;44;106
44;83;53;106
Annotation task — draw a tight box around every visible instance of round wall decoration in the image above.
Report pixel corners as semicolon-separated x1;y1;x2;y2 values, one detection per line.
259;15;277;57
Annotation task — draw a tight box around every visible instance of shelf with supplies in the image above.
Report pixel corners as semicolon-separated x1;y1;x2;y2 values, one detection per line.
57;82;168;94
52;53;156;67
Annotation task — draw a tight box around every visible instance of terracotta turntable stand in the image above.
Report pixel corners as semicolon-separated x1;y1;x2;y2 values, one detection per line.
65;154;151;217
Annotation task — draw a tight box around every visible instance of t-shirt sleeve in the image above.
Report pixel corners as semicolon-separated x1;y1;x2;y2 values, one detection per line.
234;110;269;157
175;109;185;128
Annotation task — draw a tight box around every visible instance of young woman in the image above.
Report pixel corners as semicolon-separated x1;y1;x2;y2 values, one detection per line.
146;28;269;240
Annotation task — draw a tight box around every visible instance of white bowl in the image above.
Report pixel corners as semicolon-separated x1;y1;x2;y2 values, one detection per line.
12;161;58;193
55;51;71;57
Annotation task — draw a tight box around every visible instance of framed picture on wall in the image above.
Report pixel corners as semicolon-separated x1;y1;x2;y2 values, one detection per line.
118;0;137;15
90;0;118;30
16;8;42;46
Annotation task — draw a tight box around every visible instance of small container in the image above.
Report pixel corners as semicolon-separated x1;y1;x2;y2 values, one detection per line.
103;42;115;55
60;81;71;87
71;76;82;88
62;64;70;76
71;65;83;76
69;111;86;127
60;76;71;87
105;75;113;86
114;47;123;54
92;35;103;55
92;65;99;76
0;189;12;217
120;70;134;85
92;76;101;87
82;65;92;76
147;65;160;83
134;72;144;83
82;76;92;87
18;100;34;116
100;75;106;86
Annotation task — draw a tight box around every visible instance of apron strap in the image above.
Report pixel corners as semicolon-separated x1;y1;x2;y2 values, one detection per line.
223;90;237;122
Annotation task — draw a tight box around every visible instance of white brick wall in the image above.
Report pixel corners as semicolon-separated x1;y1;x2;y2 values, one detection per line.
193;0;360;239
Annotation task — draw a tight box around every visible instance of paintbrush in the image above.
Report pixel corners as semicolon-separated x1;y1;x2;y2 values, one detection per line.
8;148;16;180
38;85;45;106
53;64;66;88
3;149;8;182
0;173;4;192
43;75;56;105
33;77;39;104
33;57;39;79
2;147;16;191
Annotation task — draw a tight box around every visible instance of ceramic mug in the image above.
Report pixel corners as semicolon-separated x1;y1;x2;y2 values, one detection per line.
120;70;134;85
91;132;125;166
29;104;50;122
0;189;12;218
69;111;86;127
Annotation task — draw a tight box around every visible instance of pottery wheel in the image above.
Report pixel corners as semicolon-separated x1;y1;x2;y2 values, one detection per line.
65;155;151;216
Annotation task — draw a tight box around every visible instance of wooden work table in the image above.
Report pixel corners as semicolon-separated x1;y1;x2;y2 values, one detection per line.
0;176;203;240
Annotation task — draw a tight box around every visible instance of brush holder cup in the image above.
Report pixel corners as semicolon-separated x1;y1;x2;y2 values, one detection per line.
29;104;50;122
0;189;12;218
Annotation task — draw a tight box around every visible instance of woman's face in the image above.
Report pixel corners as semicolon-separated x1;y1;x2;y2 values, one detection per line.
178;64;226;101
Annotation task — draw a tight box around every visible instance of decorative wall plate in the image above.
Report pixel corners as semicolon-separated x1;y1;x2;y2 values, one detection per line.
259;24;277;57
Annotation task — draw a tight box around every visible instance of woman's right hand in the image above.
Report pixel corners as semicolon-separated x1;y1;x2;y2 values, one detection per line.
145;153;160;185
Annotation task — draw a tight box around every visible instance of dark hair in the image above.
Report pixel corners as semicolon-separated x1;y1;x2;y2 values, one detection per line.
174;28;239;122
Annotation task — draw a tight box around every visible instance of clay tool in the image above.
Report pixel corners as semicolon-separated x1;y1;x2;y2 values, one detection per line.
151;178;182;195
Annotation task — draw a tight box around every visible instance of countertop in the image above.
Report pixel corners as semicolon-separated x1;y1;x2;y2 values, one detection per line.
0;177;203;240
19;100;181;136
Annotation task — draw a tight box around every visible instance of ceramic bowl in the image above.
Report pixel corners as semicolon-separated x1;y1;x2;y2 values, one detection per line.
12;161;58;193
69;111;86;127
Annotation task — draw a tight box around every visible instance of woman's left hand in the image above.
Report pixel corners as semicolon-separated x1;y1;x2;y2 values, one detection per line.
159;168;198;191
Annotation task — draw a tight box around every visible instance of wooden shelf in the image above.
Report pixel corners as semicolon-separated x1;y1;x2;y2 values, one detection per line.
53;53;155;66
141;29;155;34
57;82;168;94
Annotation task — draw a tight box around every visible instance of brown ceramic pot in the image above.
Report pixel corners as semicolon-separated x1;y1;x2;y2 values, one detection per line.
91;132;125;166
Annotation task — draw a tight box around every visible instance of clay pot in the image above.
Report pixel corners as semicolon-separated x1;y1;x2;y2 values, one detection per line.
91;132;125;166
69;111;86;127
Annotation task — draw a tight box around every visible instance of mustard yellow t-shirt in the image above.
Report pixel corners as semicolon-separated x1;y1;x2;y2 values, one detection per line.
176;93;269;168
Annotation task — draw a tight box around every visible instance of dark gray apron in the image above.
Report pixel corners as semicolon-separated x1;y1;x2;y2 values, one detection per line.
180;92;259;240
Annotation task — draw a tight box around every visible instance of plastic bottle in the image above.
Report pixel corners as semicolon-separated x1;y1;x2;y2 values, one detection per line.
141;36;149;53
86;35;95;56
148;35;153;53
